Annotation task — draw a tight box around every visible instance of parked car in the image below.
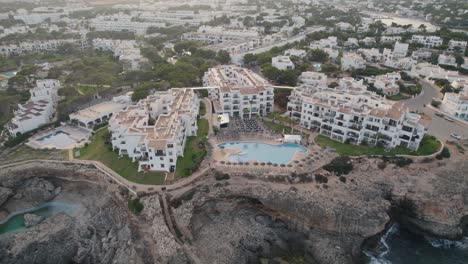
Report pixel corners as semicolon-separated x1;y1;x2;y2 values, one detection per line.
445;117;455;122
450;133;462;140
435;112;444;117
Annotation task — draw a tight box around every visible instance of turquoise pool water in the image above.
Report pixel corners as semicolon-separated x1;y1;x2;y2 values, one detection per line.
0;202;79;235
218;142;307;164
0;71;17;78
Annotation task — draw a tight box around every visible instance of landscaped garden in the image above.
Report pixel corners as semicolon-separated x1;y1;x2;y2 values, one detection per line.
74;128;166;185
175;118;209;178
315;134;441;157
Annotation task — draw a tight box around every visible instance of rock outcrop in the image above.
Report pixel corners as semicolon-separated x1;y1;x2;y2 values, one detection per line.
23;213;45;227
0;187;12;207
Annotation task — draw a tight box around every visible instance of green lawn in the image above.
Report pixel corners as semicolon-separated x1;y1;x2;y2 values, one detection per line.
315;134;441;157
74;128;165;185
175;118;209;178
266;111;296;124
264;120;295;134
387;94;410;101
199;101;206;116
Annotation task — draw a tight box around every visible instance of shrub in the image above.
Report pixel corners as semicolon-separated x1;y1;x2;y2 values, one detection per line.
214;172;230;181
128;198;144;215
377;161;387;170
436;147;450;160
323;156;353;176
339;176;347;183
383;156;413;167
315;174;328;183
431;100;441;108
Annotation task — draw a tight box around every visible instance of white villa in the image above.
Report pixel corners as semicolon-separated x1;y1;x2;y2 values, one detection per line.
441;84;468;121
272;55;295;70
109;88;199;172
341;52;366;71
203;65;274;118
374;73;401;96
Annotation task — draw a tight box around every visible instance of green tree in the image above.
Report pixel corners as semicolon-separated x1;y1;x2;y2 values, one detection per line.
216;50;231;64
308;49;329;63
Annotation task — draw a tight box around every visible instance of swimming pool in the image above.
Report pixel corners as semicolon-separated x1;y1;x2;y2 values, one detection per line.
37;130;68;142
0;71;17;78
218;142;307;164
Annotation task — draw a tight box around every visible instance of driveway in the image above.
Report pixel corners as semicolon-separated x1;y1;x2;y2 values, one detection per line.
402;79;441;111
402;79;467;141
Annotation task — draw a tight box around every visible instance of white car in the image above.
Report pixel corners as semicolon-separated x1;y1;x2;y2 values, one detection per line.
450;133;462;140
445;117;455;122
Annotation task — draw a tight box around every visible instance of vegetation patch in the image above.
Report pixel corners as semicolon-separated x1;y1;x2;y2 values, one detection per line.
128;198;144;215
315;134;441;157
323;156;353;176
435;147;451;160
175;119;209;178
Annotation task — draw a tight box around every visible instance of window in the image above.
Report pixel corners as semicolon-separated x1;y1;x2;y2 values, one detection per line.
170;159;173;162
160;157;163;160
161;164;165;168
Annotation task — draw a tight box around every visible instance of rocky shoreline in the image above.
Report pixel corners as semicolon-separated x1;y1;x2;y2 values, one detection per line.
0;150;467;263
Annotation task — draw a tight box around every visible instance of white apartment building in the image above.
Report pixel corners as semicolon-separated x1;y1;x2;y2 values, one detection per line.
0;38;86;56
438;54;458;67
92;39;148;71
341;52;366;71
7;79;61;135
344;38;359;48
336;22;354;31
411;49;432;61
203;65;274;118
448;40;467;52
323;48;340;61
411;35;443;48
90;14;165;35
182;26;260;45
310;37;338;50
380;36;402;44
295;80;428;151
441;85;468;121
109;88;199;172
361;37;376;46
358;48;382;63
393;42;409;58
272;56;295;70
287;72;328;119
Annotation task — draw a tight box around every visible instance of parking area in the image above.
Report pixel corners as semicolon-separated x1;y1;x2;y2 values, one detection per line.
27;125;92;150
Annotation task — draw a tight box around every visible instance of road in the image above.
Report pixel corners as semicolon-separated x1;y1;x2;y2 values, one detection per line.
402;79;468;141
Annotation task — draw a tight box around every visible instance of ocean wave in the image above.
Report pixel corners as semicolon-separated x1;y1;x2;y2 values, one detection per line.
425;236;468;250
363;223;399;264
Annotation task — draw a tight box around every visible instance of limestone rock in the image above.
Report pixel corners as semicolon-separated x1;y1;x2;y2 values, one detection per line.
23;213;45;228
0;187;12;207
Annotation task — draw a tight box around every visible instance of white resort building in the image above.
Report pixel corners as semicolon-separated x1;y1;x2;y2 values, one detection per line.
203;65;274;118
7;79;61;135
109;88;199;172
289;77;428;151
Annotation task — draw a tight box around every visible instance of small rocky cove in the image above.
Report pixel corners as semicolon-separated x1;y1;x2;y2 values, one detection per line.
0;152;467;264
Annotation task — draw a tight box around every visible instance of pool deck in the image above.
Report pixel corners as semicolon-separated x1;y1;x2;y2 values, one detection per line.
27;125;92;150
211;136;335;174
